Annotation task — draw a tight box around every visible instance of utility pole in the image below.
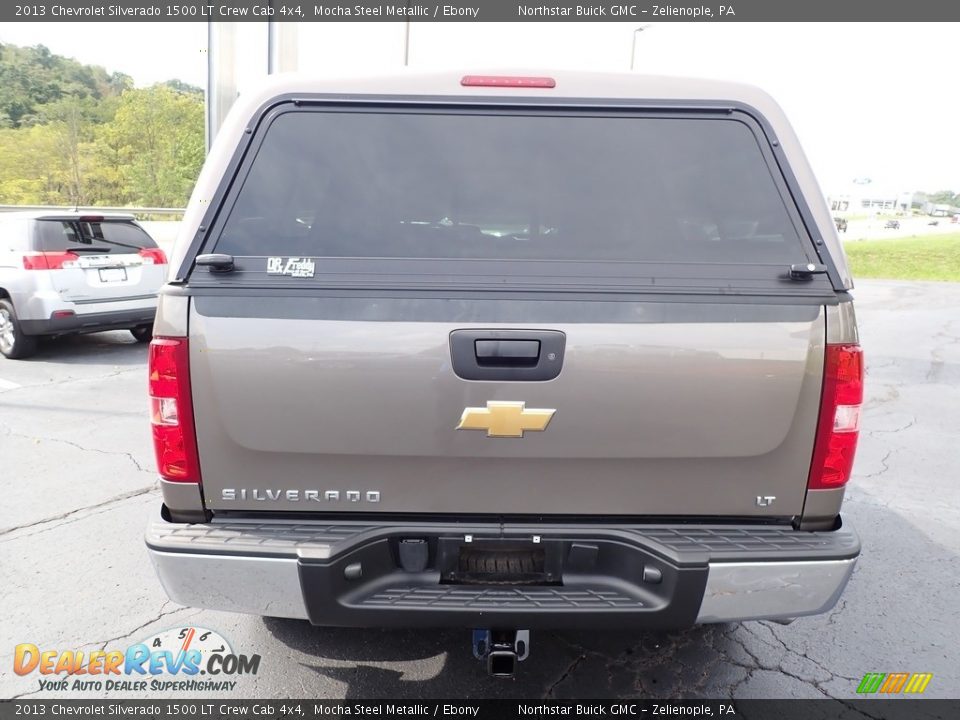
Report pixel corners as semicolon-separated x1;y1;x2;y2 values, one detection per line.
206;22;237;152
630;25;652;70
404;2;411;66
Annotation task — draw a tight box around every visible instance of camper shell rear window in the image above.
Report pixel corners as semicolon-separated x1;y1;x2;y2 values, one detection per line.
202;104;823;294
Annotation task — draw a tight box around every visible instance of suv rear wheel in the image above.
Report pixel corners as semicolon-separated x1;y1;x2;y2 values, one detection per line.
0;299;38;360
130;324;153;343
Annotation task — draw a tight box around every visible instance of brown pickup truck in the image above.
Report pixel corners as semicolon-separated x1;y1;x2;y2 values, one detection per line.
145;70;862;677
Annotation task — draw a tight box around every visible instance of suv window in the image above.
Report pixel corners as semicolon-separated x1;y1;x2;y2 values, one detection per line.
36;220;157;253
212;109;814;287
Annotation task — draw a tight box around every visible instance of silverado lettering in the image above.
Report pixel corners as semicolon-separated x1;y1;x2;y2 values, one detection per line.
221;489;381;502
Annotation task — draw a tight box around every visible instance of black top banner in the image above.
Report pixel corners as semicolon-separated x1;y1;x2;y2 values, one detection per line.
0;700;957;720
6;0;960;22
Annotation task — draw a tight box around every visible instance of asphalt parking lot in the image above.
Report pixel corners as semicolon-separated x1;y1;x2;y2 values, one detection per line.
1;279;958;700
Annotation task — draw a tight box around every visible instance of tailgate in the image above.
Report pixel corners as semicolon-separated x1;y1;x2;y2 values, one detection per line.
51;253;163;302
190;297;824;517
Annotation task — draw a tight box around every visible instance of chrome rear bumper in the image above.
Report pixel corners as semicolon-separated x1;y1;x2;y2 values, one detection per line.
696;559;855;623
146;514;858;626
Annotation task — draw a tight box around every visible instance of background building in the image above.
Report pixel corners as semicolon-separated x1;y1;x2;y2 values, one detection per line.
827;179;913;216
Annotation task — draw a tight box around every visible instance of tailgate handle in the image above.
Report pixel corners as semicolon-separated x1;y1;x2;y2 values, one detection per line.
450;330;565;381
475;339;540;367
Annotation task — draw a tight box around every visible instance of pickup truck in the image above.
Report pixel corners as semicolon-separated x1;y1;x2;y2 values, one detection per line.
145;71;862;677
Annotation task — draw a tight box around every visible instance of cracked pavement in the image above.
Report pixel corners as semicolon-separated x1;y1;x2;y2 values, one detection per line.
1;279;958;700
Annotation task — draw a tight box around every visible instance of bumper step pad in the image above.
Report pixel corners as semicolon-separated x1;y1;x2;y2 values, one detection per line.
361;585;645;610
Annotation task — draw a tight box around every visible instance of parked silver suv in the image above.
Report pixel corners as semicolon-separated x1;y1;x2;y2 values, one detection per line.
146;71;863;677
0;211;165;359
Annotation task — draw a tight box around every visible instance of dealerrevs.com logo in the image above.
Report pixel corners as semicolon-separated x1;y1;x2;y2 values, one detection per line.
14;627;260;693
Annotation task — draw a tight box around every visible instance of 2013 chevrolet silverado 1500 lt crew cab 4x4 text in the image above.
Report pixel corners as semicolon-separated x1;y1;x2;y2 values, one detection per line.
145;71;863;677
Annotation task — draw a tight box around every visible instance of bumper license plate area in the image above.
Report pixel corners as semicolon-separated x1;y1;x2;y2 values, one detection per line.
446;543;555;585
98;267;127;283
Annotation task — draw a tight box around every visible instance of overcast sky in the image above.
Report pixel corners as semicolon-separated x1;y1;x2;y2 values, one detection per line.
1;22;957;194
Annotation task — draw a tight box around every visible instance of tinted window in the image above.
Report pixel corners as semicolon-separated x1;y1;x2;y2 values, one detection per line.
214;111;811;281
36;220;157;253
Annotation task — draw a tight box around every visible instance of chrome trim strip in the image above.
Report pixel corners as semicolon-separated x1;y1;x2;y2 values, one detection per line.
72;293;158;305
696;558;856;623
147;548;307;620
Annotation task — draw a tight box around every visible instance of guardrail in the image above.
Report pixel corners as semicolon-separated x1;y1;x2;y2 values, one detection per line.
0;205;186;218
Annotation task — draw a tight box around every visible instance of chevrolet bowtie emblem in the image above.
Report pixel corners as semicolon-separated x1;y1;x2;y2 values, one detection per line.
456;401;556;438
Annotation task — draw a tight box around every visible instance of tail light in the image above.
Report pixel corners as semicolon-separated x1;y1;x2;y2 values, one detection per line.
139;248;168;265
807;344;864;490
148;337;201;483
23;252;79;270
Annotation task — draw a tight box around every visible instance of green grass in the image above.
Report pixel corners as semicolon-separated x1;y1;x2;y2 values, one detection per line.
844;233;960;282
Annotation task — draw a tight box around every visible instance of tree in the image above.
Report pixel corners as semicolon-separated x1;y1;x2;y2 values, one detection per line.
86;119;132;205
109;85;204;206
0;42;123;129
926;190;958;206
35;96;104;205
162;79;203;96
0;43;204;207
0;123;66;204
